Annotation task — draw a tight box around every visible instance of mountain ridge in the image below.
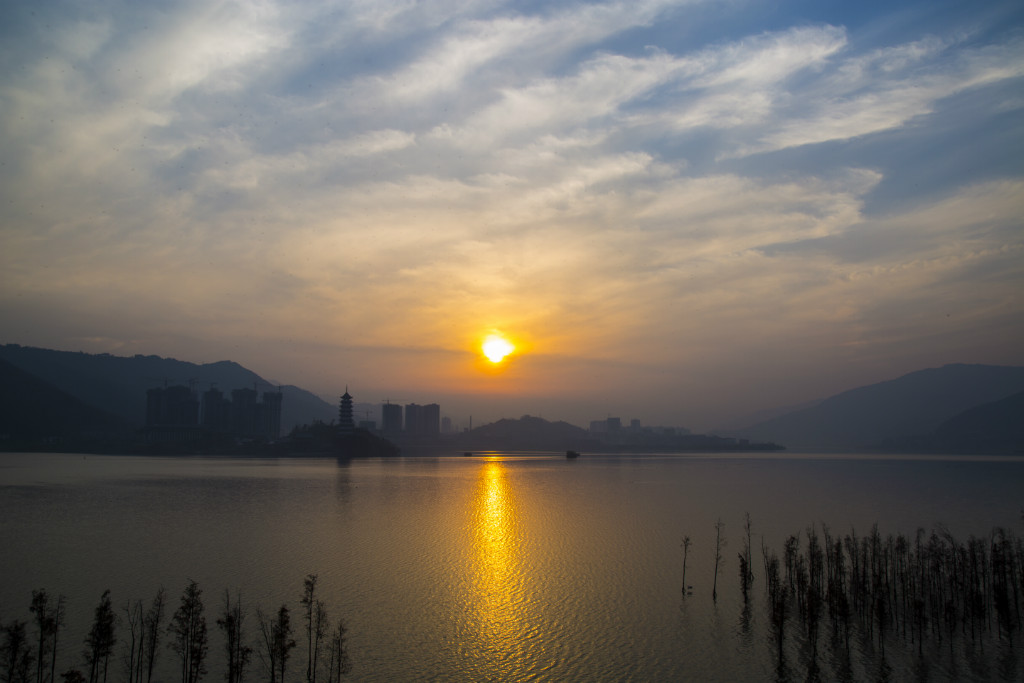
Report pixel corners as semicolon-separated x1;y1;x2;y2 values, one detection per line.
0;358;131;443
735;363;1024;451
0;344;337;433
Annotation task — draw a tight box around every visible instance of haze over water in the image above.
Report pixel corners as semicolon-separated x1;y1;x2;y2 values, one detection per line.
3;452;1022;681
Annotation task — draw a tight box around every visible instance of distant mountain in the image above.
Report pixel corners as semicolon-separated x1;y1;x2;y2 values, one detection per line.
0;358;130;443
935;390;1024;443
454;415;598;452
736;364;1024;452
880;390;1024;454
0;344;337;432
712;397;823;433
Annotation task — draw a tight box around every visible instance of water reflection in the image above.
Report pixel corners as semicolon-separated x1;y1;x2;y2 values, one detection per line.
469;459;526;668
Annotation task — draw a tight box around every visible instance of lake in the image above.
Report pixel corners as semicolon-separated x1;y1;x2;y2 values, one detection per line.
1;452;1022;682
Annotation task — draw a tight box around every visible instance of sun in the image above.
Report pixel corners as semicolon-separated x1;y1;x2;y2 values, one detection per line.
482;334;515;363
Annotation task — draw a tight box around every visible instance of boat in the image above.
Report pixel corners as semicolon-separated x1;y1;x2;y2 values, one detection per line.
566;450;580;459
464;451;472;457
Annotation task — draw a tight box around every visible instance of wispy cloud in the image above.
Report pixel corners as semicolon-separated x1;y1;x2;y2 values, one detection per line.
1;0;1022;427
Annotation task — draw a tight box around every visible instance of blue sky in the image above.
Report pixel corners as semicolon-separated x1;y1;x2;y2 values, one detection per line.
1;0;1022;430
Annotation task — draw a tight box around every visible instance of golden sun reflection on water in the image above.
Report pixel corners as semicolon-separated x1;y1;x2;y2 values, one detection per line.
469;459;527;665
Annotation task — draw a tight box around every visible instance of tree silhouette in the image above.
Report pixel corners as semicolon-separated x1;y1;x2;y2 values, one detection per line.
257;607;295;683
2;618;34;683
323;621;348;683
168;581;207;683
29;590;62;683
83;591;115;683
122;599;143;683
300;575;326;683
142;589;165;683
216;592;251;683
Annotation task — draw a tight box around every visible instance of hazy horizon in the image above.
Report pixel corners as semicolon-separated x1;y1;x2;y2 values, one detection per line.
2;0;1022;433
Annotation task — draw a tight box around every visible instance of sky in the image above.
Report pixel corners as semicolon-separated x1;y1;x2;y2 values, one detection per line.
1;0;1022;432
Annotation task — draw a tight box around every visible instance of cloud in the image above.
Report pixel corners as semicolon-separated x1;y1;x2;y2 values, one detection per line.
737;36;1024;155
1;0;1022;427
366;0;684;102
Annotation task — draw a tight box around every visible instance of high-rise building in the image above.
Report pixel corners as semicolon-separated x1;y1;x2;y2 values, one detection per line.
382;401;402;435
146;384;282;441
403;402;440;437
146;388;163;426
146;385;199;426
231;388;258;436
201;388;230;431
144;385;200;443
261;391;283;438
590;417;622;433
422;403;440;436
404;403;423;435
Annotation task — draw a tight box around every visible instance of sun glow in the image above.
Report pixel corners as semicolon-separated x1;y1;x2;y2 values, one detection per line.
482;334;515;363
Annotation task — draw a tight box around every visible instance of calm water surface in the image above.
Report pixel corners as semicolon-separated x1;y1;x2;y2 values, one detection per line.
1;452;1022;682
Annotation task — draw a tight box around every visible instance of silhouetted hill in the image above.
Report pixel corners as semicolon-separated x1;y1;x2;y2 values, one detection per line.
0;358;131;445
881;390;1024;454
736;364;1024;452
450;415;782;453
935;390;1024;441
455;415;598;452
0;345;336;432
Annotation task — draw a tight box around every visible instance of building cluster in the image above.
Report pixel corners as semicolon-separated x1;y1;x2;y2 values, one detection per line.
589;416;691;439
382;399;441;437
339;394;442;438
145;385;283;443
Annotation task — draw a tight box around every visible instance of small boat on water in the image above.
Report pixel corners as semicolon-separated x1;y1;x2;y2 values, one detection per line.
464;452;473;457
566;450;580;459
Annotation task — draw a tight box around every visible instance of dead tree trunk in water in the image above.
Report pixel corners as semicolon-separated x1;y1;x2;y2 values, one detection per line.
681;536;692;596
712;519;725;602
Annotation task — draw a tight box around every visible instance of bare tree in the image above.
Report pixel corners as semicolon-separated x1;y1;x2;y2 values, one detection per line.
121;600;144;683
142;589;165;683
322;621;348;683
256;607;294;683
216;592;251;683
311;604;327;683
738;513;754;601
300;576;317;683
48;597;65;683
168;581;207;683
743;512;754;585
680;536;692;596
30;590;61;683
2;619;34;683
712;519;726;602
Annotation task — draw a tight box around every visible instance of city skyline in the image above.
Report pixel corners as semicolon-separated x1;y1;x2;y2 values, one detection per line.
2;0;1022;432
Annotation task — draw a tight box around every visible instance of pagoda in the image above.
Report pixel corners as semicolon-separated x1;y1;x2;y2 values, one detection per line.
338;387;354;434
